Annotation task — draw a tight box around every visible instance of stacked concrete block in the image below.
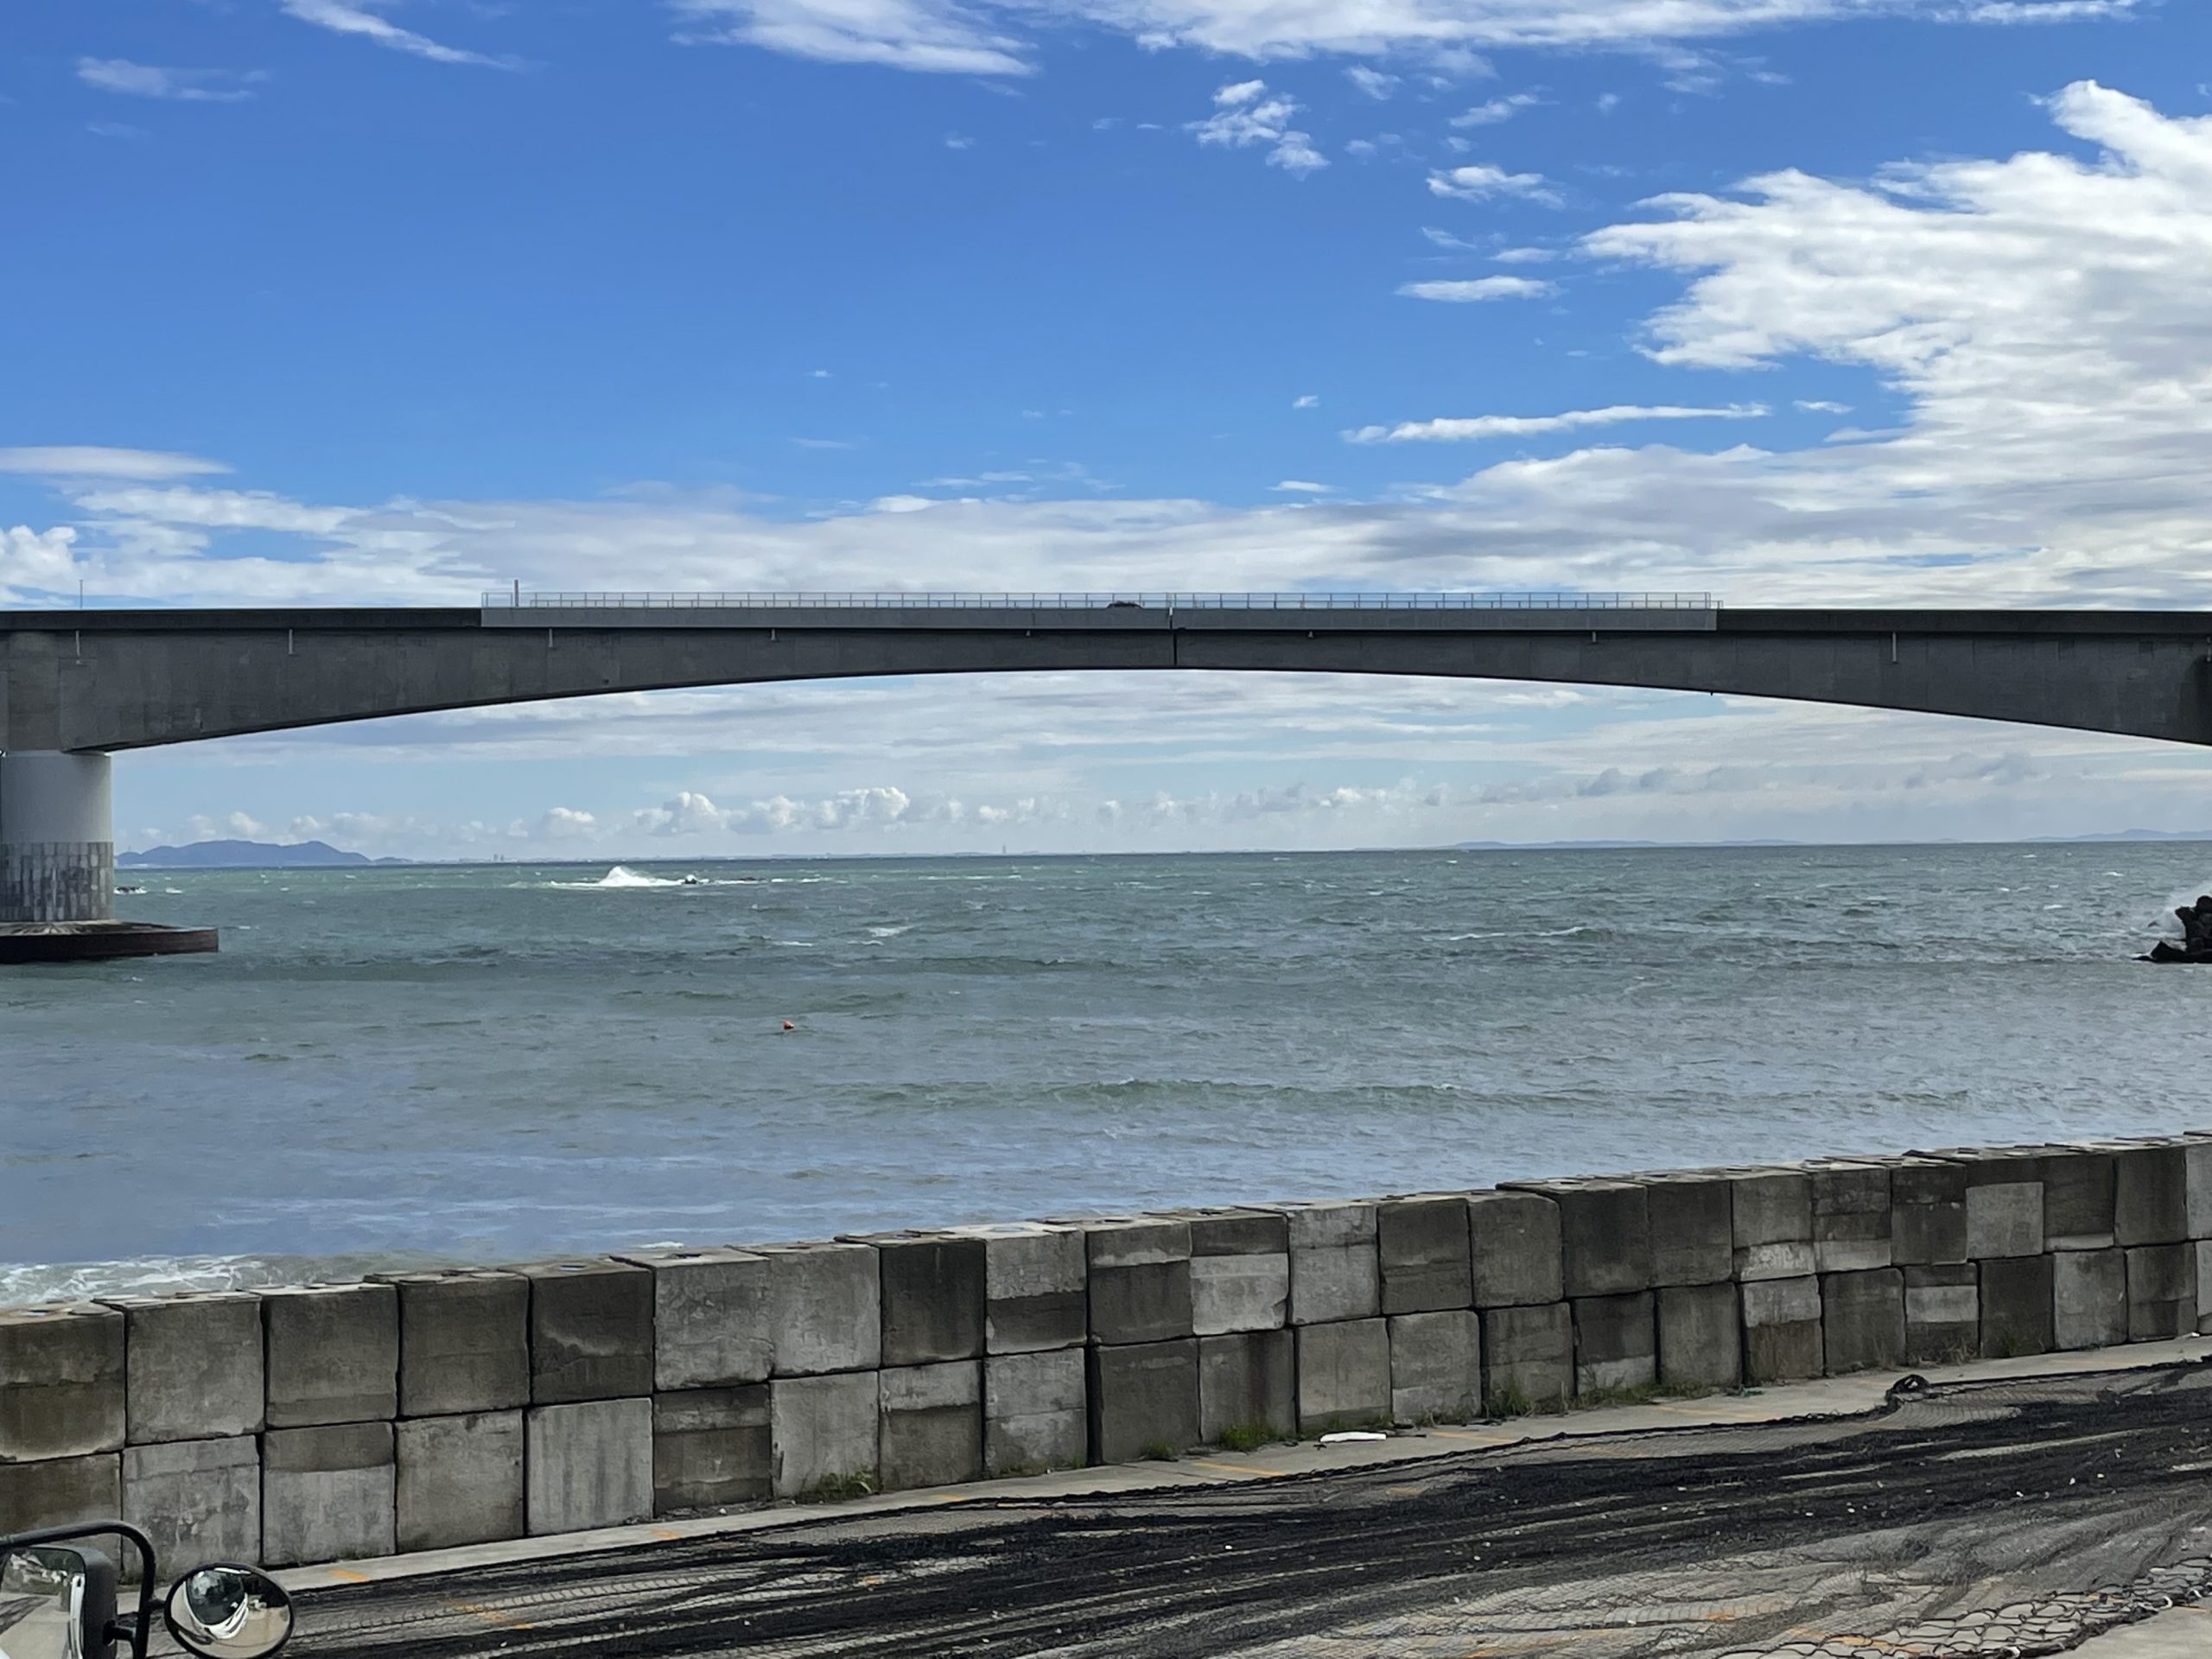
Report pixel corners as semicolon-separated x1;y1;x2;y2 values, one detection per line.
0;1454;119;1535
755;1241;882;1376
878;1360;982;1491
1467;1190;1563;1310
1087;1339;1198;1463
1506;1179;1649;1299
1979;1252;2055;1357
985;1350;1087;1475
2108;1141;2190;1248
1481;1302;1572;1411
1273;1201;1380;1325
1086;1218;1194;1345
616;1248;772;1390
1964;1177;2044;1262
1741;1276;1822;1382
2050;1249;2126;1351
948;1223;1086;1354
2126;1244;2195;1341
1656;1283;1739;1392
517;1259;653;1403
525;1397;652;1534
1182;1209;1290;1337
262;1422;394;1567
1378;1196;1471;1315
1890;1160;1968;1267
854;1232;986;1370
373;1269;530;1418
1819;1269;1904;1374
105;1292;264;1443
123;1435;260;1571
2040;1145;2116;1252
1730;1168;1815;1282
0;1304;126;1461
771;1371;880;1498
652;1387;770;1514
1641;1173;1734;1290
264;1283;399;1427
1572;1292;1656;1395
396;1411;524;1550
1197;1331;1294;1445
1295;1317;1390;1433
1388;1311;1479;1424
1808;1161;1893;1273
1903;1266;1978;1364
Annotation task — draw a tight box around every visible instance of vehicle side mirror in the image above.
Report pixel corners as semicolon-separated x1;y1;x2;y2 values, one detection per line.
0;1542;119;1659
162;1566;294;1659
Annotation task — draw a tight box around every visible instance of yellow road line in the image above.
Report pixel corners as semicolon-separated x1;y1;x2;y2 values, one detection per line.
1186;1458;1288;1478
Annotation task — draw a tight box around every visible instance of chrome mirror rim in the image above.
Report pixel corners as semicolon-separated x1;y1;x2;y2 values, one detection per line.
162;1562;295;1659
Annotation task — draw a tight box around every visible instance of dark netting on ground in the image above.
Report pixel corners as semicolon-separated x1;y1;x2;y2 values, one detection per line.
297;1359;2212;1658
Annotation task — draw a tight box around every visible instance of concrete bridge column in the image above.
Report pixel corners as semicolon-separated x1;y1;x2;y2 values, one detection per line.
0;751;114;924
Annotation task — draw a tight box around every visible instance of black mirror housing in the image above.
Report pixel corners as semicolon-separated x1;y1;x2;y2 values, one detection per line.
0;1541;120;1659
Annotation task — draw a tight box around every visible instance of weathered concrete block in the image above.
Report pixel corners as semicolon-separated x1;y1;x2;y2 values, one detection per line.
985;1349;1086;1475
1088;1338;1198;1464
1810;1163;1893;1273
263;1283;398;1430
949;1224;1086;1355
755;1241;881;1377
1820;1268;1904;1374
374;1269;530;1417
0;1304;124;1460
1481;1302;1571;1411
1656;1282;1740;1392
1741;1276;1822;1382
1979;1255;2055;1358
1966;1183;2044;1261
1508;1180;1649;1297
262;1421;395;1567
105;1293;263;1445
1643;1173;1733;1287
1197;1330;1295;1445
1182;1208;1290;1259
855;1233;985;1367
2127;1243;2196;1342
1904;1265;1978;1364
397;1411;524;1550
2187;1141;2212;1239
1731;1169;1815;1282
1379;1196;1472;1315
1190;1252;1289;1337
1467;1191;1563;1308
2198;1240;2212;1333
2112;1142;2189;1247
1087;1218;1194;1345
526;1396;652;1535
616;1248;772;1389
0;1452;118;1535
654;1386;770;1514
2051;1249;2126;1351
1891;1159;1968;1267
1387;1310;1479;1424
1573;1292;1656;1395
2043;1147;2116;1250
123;1435;259;1573
518;1259;655;1404
771;1371;880;1498
1296;1318;1390;1433
879;1360;982;1491
1275;1201;1381;1325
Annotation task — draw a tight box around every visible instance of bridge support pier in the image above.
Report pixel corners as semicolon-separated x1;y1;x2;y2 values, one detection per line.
0;751;217;962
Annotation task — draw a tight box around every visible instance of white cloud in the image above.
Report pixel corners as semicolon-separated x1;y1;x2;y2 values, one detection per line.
1344;65;1399;99
1491;245;1556;263
76;59;262;102
1450;91;1543;126
1396;276;1555;301
1344;402;1768;442
1189;79;1328;175
1427;163;1560;205
1794;399;1853;414
1272;480;1331;493
0;447;230;481
1293;394;1320;409
278;0;511;67
669;0;1030;73
869;494;938;512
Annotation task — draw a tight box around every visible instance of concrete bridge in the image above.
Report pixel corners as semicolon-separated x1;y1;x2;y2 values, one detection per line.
5;592;2212;928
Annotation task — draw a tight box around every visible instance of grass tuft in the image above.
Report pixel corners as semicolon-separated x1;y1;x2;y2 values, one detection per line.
799;1471;877;1503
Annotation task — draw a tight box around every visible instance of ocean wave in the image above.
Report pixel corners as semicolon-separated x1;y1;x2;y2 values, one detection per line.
867;925;913;939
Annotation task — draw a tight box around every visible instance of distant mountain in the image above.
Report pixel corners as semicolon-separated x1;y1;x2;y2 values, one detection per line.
119;840;410;868
1450;838;1803;851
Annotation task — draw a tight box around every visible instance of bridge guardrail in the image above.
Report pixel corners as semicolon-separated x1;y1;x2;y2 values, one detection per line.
480;590;1720;611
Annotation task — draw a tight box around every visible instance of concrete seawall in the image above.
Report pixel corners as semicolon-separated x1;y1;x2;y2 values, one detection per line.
4;1132;2210;1571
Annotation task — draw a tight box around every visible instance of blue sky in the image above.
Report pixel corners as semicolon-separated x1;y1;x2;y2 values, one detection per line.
8;0;2212;856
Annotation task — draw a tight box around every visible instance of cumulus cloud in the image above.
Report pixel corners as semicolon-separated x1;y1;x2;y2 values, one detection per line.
1189;79;1328;175
1344;65;1398;98
1396;276;1555;302
1427;163;1561;205
669;0;1029;73
1451;91;1543;126
76;60;262;101
1344;402;1768;442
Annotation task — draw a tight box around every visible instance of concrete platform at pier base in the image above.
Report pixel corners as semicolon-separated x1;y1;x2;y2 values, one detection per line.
0;921;217;963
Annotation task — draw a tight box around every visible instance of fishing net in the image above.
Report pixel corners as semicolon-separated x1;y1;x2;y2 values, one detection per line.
300;1358;2212;1658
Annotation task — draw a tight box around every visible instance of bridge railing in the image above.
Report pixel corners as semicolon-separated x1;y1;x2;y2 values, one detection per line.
480;590;1720;611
